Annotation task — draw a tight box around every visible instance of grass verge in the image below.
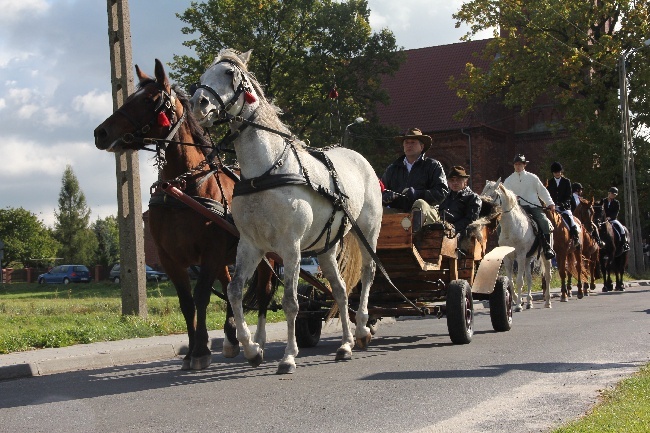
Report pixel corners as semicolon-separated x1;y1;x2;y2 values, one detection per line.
553;363;650;433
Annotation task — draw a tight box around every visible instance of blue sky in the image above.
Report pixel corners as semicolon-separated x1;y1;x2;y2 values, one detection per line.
0;0;491;227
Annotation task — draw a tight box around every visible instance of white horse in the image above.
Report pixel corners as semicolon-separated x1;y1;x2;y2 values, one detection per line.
189;49;382;374
481;180;552;310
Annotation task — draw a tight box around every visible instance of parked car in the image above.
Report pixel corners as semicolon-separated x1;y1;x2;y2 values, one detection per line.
38;265;91;284
300;257;322;277
109;264;168;283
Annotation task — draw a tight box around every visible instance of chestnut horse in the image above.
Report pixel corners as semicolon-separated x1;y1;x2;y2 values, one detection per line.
94;59;277;370
571;198;600;293
544;209;587;301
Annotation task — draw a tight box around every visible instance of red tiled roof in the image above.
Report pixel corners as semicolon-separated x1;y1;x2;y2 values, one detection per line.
376;39;493;133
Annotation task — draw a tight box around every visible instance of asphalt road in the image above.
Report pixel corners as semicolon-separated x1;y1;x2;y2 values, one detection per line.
0;282;648;433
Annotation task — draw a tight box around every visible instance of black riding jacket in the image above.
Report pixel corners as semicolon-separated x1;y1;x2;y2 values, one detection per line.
546;176;572;211
439;187;482;233
601;198;620;220
381;155;449;211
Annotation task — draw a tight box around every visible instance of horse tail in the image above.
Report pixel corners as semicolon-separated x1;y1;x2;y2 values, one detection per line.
325;232;362;320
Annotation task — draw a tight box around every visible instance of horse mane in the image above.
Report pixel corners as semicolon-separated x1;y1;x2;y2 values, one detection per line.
215;49;292;138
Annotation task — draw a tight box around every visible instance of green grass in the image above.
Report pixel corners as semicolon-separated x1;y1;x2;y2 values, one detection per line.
0;280;285;354
553;364;650;433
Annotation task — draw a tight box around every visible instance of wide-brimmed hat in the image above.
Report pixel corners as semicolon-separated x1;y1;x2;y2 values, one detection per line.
394;128;432;152
608;187;618;195
572;182;583;192
447;166;470;178
550;161;563;172
513;154;529;164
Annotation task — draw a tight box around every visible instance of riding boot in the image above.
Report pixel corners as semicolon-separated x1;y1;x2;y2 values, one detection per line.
616;232;630;256
570;225;580;246
592;229;605;248
543;234;556;260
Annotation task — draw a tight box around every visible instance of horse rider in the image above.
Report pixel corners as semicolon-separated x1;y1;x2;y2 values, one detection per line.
381;128;449;230
572;182;605;247
439;166;482;254
546;162;580;245
503;154;556;260
600;187;630;255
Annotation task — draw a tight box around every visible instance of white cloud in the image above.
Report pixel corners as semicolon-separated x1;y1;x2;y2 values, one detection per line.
42;106;71;127
72;89;113;120
0;98;5;110
0;0;50;24
16;103;40;119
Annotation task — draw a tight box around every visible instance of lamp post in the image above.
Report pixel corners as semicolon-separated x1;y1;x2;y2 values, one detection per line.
343;117;365;147
618;39;650;274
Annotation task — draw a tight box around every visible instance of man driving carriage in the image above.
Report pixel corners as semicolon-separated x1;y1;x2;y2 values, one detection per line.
600;187;630;255
381;128;449;230
503;154;556;260
439;166;482;251
545;161;580;246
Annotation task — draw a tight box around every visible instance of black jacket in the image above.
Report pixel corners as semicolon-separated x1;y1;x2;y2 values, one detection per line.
381;155;449;211
546;176;572;211
439;187;482;233
601;198;620;220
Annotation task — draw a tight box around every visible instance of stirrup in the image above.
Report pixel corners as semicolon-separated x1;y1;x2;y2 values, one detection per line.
544;248;556;260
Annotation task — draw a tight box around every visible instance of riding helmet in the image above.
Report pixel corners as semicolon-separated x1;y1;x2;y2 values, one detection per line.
572;182;583;192
550;161;563;173
608;187;618;195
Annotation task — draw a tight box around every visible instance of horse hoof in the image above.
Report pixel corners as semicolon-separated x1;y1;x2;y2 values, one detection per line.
355;334;372;350
181;359;192;371
577;291;584;299
566;291;572;298
514;305;523;313
544;302;552;309
615;286;625;292
335;348;352;361
248;352;264;368
526;303;532;310
190;354;212;370
276;362;296;375
560;295;568;302
222;344;240;358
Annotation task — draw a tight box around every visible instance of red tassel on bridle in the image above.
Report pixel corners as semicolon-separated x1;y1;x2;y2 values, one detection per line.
244;91;257;103
157;111;171;127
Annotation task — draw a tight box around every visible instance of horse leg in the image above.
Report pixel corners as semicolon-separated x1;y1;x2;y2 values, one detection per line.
353;241;376;350
274;252;302;375
542;258;552;308
218;265;240;359
189;266;224;370
524;258;533;309
558;254;568;302
505;257;522;312
318;249;357;361
227;241;265;367
252;261;275;350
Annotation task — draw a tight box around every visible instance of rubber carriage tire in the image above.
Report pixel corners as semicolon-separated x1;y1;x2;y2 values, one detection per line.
489;275;513;332
446;279;474;344
295;284;323;348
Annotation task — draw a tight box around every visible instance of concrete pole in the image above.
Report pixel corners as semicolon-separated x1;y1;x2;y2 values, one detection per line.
106;0;147;316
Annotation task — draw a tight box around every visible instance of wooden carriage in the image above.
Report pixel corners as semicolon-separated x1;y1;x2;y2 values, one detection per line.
296;210;515;347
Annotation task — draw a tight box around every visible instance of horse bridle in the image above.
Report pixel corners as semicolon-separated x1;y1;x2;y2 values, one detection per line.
189;59;252;122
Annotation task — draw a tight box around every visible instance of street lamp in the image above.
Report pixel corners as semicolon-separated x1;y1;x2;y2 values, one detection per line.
343;117;365;147
618;38;650;274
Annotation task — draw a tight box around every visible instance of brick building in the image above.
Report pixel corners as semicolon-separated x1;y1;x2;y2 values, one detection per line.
375;40;565;193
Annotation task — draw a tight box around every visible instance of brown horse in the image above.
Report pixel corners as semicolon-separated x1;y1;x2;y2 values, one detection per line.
572;198;600;293
93;59;277;370
544;208;587;301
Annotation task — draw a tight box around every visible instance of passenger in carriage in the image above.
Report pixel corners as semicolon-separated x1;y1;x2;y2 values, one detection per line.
503;154;556;260
380;128;449;230
600;187;630;255
545;161;580;246
439;166;482;255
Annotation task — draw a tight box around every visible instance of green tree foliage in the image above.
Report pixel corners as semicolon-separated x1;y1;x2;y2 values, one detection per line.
451;0;650;208
92;215;119;267
170;0;404;169
0;207;60;267
53;165;98;265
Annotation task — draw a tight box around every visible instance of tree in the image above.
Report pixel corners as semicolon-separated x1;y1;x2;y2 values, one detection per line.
170;0;404;162
0;207;60;267
451;0;650;212
53;165;98;265
92;215;120;267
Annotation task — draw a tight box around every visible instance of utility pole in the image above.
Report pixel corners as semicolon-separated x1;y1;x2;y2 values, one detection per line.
106;0;147;316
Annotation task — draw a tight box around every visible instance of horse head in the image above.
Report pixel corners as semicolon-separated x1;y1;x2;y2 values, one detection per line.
574;197;595;227
189;49;260;127
94;59;185;152
480;178;502;201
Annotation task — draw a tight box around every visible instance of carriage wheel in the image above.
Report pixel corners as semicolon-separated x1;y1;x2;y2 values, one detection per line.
489;276;513;332
446;279;474;344
295;284;323;348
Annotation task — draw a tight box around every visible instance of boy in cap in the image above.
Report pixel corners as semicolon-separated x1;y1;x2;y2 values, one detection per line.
503;154;556;259
381;128;449;228
546;161;580;245
439;166;482;254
